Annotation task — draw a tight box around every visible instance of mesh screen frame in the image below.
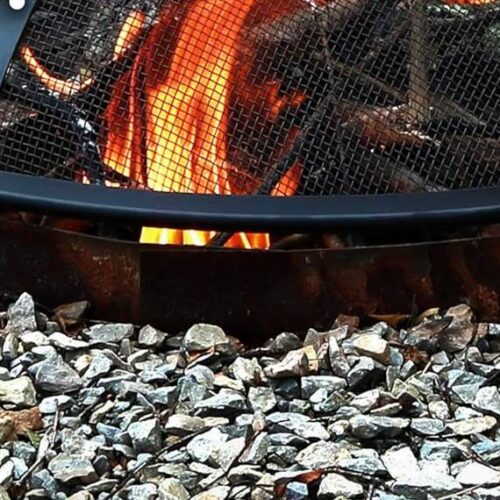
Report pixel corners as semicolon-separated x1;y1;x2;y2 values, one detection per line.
1;0;500;232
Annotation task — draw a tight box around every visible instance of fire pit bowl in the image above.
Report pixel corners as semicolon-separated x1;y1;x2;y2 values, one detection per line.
2;216;500;341
1;0;500;247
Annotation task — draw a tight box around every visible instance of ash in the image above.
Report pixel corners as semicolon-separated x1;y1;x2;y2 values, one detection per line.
0;293;500;499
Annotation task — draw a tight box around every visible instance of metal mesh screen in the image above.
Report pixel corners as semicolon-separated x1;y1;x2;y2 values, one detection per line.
1;0;500;199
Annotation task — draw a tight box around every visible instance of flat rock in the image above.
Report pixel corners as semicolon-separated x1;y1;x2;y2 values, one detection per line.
447;416;497;436
241;432;269;464
410;418;445;436
85;323;134;343
471;486;500;500
472;440;500;463
350;415;409;439
61;430;99;460
48;454;96;484
337;451;387;476
194;388;247;416
268;412;329;440
212;436;246;469
318;473;364;498
0;377;36;407
48;332;88;350
164;414;206;436
296;441;344;469
456;461;500;486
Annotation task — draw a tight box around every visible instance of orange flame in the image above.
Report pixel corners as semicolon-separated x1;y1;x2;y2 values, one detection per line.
102;0;302;249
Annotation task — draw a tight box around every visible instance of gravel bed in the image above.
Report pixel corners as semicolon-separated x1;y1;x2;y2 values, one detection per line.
0;293;499;499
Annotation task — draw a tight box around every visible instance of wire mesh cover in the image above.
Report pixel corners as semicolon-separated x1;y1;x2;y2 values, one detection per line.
1;0;500;203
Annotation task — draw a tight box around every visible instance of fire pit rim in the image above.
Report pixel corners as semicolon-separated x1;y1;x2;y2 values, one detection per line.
0;171;499;233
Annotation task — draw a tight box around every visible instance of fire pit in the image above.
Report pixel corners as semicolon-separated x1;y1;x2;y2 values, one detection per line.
1;0;500;333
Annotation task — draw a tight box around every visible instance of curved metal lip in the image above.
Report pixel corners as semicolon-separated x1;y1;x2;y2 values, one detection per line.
0;171;498;232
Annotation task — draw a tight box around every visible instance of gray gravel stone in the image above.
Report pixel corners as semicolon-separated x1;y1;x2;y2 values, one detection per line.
269;332;302;354
39;395;74;414
194;388;247;416
128;418;162;453
473;387;500;417
318;473;364;498
35;356;82;393
410;418;446;436
348;357;379;387
158;478;190;500
165;414;206;436
6;293;37;334
127;483;158;500
138;325;167;347
48;332;89;350
83;353;113;381
382;445;419;480
241;432;269;464
182;324;235;354
186;427;228;463
337;450;387;476
248;386;277;413
231;358;263;385
264;347;317;378
48;454;97;484
391;460;461;498
86;323;134;343
301;376;347;399
350;389;381;413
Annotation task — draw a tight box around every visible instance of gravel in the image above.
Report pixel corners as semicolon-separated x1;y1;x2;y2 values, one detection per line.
2;294;500;498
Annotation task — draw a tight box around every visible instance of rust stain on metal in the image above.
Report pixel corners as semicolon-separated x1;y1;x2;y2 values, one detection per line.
1;217;500;340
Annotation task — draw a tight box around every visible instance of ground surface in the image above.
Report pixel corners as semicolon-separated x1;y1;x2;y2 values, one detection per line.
0;293;499;499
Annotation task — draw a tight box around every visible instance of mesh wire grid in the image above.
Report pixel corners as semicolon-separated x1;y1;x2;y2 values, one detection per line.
1;0;500;201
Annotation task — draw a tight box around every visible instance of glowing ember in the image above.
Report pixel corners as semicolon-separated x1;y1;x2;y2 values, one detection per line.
103;0;301;249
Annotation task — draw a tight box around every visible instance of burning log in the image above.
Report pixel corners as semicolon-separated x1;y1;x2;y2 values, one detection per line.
101;0;323;248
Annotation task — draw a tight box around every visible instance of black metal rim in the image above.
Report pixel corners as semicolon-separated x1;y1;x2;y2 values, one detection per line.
0;0;38;89
0;171;498;232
